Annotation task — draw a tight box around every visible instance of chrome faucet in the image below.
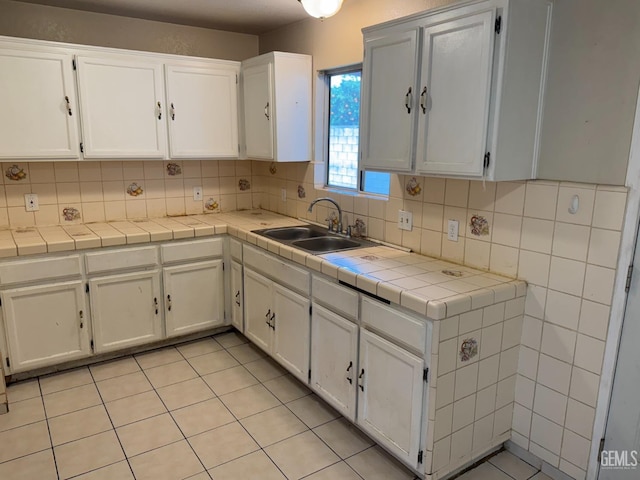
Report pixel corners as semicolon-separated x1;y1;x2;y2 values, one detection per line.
308;197;343;234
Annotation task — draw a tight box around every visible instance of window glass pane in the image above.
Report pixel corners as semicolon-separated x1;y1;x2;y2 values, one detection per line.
363;171;391;195
328;72;361;189
326;69;390;195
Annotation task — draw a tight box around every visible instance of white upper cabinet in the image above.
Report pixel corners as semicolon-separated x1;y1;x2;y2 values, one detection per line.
416;10;495;176
241;52;312;162
165;63;239;159
361;29;420;172
0;45;80;159
76;54;168;159
361;0;552;180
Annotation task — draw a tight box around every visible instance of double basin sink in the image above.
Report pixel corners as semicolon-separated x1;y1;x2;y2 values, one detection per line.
253;224;376;254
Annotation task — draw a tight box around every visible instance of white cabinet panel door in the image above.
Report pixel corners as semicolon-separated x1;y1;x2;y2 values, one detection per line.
416;10;495;176
0;48;80;158
361;29;419;172
89;270;162;353
311;303;358;421
2;281;90;372
230;260;243;331
357;329;424;470
242;62;273;159
76;54;167;158
163;260;224;337
272;283;310;383
243;268;272;353
165;64;238;158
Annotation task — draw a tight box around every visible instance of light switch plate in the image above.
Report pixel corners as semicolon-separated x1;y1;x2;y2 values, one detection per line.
398;210;413;231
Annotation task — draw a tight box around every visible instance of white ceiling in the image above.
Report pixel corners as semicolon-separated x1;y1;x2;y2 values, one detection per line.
13;0;312;34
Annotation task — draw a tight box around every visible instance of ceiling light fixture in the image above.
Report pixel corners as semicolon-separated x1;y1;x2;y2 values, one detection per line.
298;0;344;19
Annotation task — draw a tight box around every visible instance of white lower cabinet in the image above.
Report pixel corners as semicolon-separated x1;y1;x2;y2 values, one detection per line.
357;328;425;470
89;270;162;353
230;260;243;331
163;260;224;337
243;267;310;383
2;281;90;372
310;302;358;421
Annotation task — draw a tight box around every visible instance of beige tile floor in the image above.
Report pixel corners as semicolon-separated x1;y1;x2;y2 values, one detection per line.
1;331;550;480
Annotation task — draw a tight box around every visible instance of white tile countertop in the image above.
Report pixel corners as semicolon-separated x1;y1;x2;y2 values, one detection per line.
0;210;525;320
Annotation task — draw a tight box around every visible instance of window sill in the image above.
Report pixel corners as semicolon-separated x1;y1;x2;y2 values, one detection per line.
314;184;389;201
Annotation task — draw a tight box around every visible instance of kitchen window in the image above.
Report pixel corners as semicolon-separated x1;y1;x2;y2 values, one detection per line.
325;67;390;195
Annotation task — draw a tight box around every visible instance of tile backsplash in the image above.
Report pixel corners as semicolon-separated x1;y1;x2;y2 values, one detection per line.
0;160;256;227
0;158;628;479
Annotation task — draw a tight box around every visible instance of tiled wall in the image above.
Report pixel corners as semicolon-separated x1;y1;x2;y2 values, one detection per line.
0;160;256;227
256;162;628;480
429;292;526;479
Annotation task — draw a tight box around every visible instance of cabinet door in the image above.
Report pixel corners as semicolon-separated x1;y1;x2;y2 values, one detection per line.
311;303;358;421
2;281;90;372
89;270;162;353
416;10;495;176
242;62;273;159
243;268;272;353
230;260;244;331
357;329;424;470
272;284;310;383
360;29;420;172
0;47;80;159
76;54;167;158
163;260;224;337
165;64;239;159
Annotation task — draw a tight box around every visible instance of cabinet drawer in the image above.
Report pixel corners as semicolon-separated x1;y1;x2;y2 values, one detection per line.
312;275;358;320
361;297;427;353
161;238;223;264
85;246;158;274
0;255;82;285
230;238;243;262
244;245;309;294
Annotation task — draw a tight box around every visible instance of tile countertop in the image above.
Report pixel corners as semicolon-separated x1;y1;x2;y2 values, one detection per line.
0;210;525;321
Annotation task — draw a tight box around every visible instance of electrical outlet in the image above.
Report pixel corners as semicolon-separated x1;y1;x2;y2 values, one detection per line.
24;193;39;212
281;188;287;202
398;210;413;231
447;219;459;241
193;186;203;201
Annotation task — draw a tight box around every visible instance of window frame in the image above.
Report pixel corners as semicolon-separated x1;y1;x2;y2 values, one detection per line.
320;64;389;198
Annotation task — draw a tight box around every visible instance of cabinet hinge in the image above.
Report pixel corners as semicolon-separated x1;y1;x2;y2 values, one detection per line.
90;339;94;352
5;357;9;368
597;438;606;462
418;450;424;464
80;142;84;153
72;59;77;70
0;297;2;307
85;283;89;294
495;16;502;34
625;264;634;292
236;74;238;84
423;368;429;382
308;369;311;381
309;305;312;315
483;152;491;170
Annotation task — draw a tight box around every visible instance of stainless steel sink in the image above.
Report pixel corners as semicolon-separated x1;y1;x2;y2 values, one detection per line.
255;225;327;241
292;236;363;253
253;224;376;254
